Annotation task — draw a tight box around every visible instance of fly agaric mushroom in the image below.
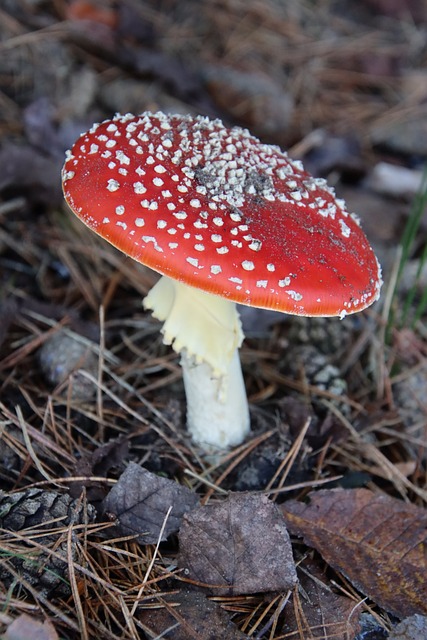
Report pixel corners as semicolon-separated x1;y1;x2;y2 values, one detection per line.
62;112;382;450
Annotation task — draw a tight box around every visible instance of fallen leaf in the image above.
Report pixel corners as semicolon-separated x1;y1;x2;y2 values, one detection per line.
203;64;294;141
389;614;427;640
70;437;128;502
102;462;199;544
282;488;427;618
0;143;62;207
66;0;118;28
24;98;64;159
178;493;297;595
118;44;203;100
138;590;248;639
281;558;363;639
2;613;58;640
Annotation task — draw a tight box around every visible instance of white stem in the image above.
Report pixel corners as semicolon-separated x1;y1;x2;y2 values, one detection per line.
144;275;251;450
181;349;250;449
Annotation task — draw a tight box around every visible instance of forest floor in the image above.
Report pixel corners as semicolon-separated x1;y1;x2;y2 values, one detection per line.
0;1;427;639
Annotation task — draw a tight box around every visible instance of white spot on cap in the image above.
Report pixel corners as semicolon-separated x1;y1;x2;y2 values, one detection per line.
135;218;145;227
116;150;130;165
339;219;351;238
153;177;164;186
211;234;222;242
249;239;262;251
136;166;145;176
186;257;199;267
213;217;224;226
107;179;120;192
194;244;205;251
279;277;291;287
89;144;98;154
134;182;146;194
115;205;125;215
142;236;163;252
169;242;178;249
157;220;167;229
256;280;268;288
286;290;303;301
141;200;158;210
106;139;117;148
154;164;166;173
229;277;242;284
211;265;222;274
217;246;229;254
267;263;275;272
242;260;255;271
190;199;201;208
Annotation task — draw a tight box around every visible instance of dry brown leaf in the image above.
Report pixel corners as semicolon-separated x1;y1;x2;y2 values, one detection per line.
138;590;248;639
282;488;427;618
178;493;297;595
102;462;199;544
2;614;58;640
282;558;363;639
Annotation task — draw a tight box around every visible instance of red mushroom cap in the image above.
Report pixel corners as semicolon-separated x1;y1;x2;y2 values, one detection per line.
62;112;381;317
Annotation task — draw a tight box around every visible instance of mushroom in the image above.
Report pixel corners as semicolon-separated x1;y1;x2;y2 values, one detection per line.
61;112;382;450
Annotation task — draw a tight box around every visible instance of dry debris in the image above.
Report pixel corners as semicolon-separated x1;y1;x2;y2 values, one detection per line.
178;493;297;596
282;488;427;618
0;0;427;638
103;462;200;544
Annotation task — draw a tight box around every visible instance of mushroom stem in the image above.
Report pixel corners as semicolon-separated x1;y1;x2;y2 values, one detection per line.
143;275;250;448
181;349;250;449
